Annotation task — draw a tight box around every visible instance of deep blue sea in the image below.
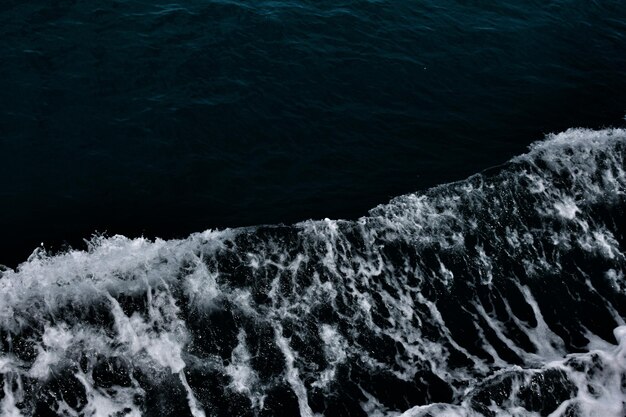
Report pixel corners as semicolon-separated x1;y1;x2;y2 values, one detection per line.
1;1;626;417
2;0;625;265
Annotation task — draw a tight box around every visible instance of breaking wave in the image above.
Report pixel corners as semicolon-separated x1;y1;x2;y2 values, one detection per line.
1;127;625;416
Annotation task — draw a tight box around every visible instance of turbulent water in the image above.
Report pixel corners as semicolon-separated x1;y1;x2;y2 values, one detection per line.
2;2;626;415
0;127;624;416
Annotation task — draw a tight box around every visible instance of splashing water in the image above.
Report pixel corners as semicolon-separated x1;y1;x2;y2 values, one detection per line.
1;128;625;416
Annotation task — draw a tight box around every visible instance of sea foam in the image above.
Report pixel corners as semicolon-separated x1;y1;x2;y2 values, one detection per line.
0;128;625;416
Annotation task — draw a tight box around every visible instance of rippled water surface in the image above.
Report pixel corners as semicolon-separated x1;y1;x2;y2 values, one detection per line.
1;0;626;263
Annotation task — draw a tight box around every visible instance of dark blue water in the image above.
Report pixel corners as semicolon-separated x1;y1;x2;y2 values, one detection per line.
1;1;625;264
2;3;626;416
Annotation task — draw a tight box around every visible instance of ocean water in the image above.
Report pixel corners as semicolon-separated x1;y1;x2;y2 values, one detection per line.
1;1;626;417
1;0;626;264
1;128;626;417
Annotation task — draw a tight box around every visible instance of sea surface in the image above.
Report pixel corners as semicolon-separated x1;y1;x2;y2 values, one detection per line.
1;1;626;417
1;0;626;264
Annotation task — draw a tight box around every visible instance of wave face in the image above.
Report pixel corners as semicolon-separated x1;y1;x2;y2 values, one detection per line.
1;128;626;416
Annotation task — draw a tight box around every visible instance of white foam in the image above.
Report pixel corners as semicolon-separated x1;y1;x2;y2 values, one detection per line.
29;325;74;379
179;371;206;417
225;330;259;398
313;324;348;389
183;255;222;311
75;372;144;417
1;374;24;417
274;325;319;417
108;294;187;373
0;127;623;416
553;197;579;220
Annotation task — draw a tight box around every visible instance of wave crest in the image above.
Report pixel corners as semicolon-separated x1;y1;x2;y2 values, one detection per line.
1;128;625;416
